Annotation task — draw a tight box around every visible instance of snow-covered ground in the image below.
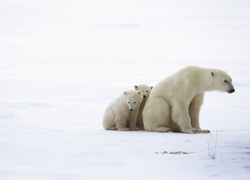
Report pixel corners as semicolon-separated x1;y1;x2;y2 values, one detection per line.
0;0;250;179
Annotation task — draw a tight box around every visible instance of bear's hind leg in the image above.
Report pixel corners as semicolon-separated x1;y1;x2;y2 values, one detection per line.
143;98;171;132
103;111;117;130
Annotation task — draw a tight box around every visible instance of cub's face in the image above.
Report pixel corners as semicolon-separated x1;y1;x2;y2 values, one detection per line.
127;97;138;111
124;91;143;111
134;84;153;100
211;70;235;93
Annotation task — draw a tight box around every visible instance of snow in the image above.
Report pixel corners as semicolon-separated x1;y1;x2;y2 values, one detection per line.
0;0;250;179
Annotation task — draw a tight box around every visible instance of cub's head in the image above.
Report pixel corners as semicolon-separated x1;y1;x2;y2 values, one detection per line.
123;90;143;111
134;84;153;100
210;69;235;94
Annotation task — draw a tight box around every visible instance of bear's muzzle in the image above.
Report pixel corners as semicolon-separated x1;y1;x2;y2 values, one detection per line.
228;88;235;93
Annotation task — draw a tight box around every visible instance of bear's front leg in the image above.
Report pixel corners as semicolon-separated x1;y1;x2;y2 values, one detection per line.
189;93;210;133
116;117;129;131
171;103;196;134
129;110;140;131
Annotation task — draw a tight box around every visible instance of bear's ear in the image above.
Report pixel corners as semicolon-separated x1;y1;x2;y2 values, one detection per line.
123;91;127;95
151;86;153;89
211;71;215;77
134;85;138;90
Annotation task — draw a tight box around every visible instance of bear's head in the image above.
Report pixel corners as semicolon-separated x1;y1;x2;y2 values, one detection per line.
210;69;235;94
134;84;153;100
123;90;143;111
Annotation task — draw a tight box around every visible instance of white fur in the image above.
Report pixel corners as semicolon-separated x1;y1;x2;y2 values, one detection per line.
103;90;143;131
134;84;153;130
142;66;235;134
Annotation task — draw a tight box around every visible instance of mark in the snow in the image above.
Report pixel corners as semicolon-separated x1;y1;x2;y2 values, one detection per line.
155;151;193;155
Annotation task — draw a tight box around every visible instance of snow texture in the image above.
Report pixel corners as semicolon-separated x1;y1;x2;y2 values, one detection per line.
0;0;250;179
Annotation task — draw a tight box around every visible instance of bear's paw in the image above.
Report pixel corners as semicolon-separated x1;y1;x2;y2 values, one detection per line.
118;128;129;131
129;127;140;131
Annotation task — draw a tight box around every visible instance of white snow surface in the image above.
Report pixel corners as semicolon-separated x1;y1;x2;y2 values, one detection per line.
1;0;250;179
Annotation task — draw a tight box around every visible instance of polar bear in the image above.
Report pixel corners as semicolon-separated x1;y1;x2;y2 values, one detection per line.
103;90;143;131
142;66;235;134
134;84;153;130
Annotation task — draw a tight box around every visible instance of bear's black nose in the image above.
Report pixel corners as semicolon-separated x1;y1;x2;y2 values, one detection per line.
129;109;133;111
143;95;146;99
229;88;235;93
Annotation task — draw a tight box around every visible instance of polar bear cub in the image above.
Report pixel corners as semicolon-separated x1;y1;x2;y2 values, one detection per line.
134;84;153;130
103;90;143;131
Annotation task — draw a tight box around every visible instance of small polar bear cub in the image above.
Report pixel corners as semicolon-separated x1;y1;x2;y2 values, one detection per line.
134;84;153;130
103;90;143;131
134;84;153;100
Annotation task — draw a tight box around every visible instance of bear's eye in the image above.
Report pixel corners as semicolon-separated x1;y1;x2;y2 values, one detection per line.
224;80;228;83
134;102;136;104
146;90;149;93
128;102;130;104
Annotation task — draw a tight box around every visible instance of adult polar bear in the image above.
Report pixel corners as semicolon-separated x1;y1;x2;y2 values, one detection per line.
142;66;235;134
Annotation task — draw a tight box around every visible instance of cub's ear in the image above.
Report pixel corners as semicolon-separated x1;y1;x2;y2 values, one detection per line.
211;71;215;77
123;91;127;95
151;86;153;89
134;85;138;90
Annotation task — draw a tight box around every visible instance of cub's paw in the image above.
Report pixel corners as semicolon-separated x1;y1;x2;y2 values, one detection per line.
129;127;140;131
107;127;117;130
118;128;129;131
